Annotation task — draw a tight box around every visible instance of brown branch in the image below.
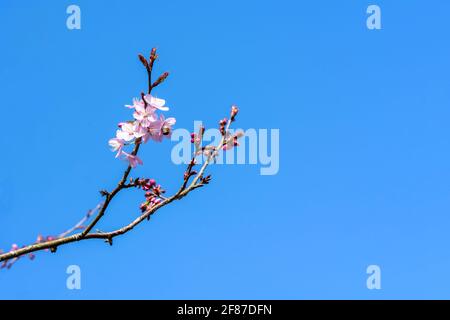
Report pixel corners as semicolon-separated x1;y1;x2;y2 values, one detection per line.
80;140;141;238
79;48;154;239
0;48;240;267
1;203;102;269
58;203;102;238
188;118;233;189
176;157;197;194
0;178;207;262
0;50;157;265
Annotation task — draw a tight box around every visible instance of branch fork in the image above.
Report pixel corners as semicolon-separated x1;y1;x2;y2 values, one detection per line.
0;48;242;268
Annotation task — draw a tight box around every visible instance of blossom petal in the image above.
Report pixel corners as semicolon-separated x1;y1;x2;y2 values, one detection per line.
165;117;176;126
144;94;169;111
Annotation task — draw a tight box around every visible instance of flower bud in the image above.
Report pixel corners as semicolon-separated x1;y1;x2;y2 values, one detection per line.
231;105;239;121
140;203;148;212
152;72;169;87
138;54;149;69
150;48;157;60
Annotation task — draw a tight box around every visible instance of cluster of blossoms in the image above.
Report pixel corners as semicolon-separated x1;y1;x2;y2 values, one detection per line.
130;178;166;213
108;94;176;167
0;48;243;270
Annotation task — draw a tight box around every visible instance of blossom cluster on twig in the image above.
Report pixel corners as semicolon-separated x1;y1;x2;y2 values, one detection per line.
0;48;243;269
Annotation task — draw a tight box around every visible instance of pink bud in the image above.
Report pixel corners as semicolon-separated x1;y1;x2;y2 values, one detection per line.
140;203;148;212
231;105;239;116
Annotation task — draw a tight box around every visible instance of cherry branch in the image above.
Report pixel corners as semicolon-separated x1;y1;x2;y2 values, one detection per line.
0;48;242;267
80;140;141;238
0;203;102;269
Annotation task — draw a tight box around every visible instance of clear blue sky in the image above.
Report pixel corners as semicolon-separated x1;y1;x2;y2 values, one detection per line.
1;0;450;299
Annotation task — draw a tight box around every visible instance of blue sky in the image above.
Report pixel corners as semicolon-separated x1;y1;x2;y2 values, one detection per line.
1;0;450;299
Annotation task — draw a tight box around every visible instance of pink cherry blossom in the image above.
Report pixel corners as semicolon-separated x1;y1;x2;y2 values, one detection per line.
108;93;175;164
116;122;135;141
146;115;175;142
132;122;149;139
161;116;176;136
125;97;145;110
143;94;169;111
121;151;143;168
140;130;153;143
133;104;157;128
108;138;125;158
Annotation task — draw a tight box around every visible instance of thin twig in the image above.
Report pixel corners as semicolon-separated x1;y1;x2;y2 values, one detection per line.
81;140;141;238
0;180;206;262
59;203;102;238
0;49;239;267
